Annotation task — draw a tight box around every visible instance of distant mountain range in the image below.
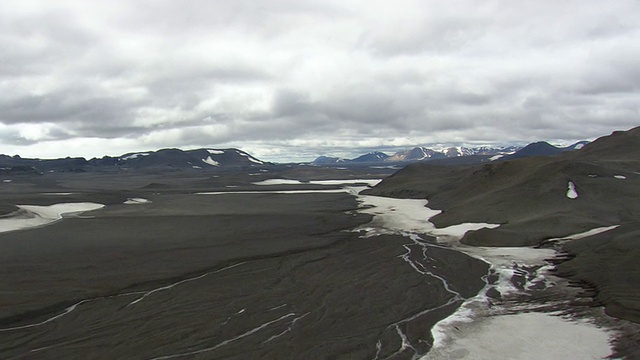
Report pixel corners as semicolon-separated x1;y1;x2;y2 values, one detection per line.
312;141;589;165
0;148;269;174
0;140;590;174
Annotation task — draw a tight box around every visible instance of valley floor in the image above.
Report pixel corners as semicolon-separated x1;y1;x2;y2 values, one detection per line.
0;171;485;359
0;169;638;359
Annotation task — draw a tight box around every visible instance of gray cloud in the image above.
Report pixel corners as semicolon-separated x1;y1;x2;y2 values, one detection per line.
0;0;638;161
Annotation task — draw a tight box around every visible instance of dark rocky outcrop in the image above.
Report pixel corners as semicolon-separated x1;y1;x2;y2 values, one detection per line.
555;223;640;323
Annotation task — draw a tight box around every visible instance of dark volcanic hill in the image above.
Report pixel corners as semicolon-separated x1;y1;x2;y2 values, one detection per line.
501;140;588;160
0;148;270;173
502;141;565;159
364;126;640;323
116;148;267;170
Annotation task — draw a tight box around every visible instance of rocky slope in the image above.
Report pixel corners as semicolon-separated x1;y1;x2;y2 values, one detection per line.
364;126;640;323
554;223;640;323
365;127;640;246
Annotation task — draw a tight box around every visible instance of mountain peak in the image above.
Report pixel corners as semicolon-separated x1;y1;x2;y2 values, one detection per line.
351;151;390;163
503;142;563;160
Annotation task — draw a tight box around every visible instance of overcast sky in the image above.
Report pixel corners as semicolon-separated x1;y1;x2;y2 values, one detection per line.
0;0;638;162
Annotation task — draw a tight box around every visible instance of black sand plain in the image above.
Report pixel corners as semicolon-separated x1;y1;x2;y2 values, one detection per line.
0;167;488;359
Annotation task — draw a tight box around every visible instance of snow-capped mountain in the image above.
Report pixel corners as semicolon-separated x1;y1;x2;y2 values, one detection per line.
350;152;390;163
312;145;524;164
311;156;347;164
386;147;445;162
443;147;467;157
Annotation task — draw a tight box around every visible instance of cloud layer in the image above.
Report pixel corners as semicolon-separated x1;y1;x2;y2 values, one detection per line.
1;0;638;161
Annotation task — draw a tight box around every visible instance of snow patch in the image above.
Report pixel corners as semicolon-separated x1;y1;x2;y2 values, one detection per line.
236;151;264;164
308;179;382;187
253;179;304;185
124;198;151;205
431;223;500;238
355;196;440;236
253;178;381;187
614;175;626;180
370;165;400;169
424;312;612;360
354;195;500;239
0;203;105;233
121;152;149;160
3;179;12;183
202;156;220;166
489;154;504;161
566;181;578;199
546;226;619;243
198;188;362;195
207;149;225;155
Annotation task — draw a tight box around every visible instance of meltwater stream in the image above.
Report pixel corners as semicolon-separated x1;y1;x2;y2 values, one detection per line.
371;235;467;360
354;194;493;359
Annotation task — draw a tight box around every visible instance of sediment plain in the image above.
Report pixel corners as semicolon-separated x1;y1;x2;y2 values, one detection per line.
0;168;488;359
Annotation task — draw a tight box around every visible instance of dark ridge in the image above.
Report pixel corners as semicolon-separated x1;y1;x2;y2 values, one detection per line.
502;141;564;160
0;148;271;173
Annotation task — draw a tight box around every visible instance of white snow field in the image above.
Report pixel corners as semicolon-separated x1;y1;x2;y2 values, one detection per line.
252;178;381;186
0;203;105;233
253;179;304;185
123;198;151;205
425;312;612;360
